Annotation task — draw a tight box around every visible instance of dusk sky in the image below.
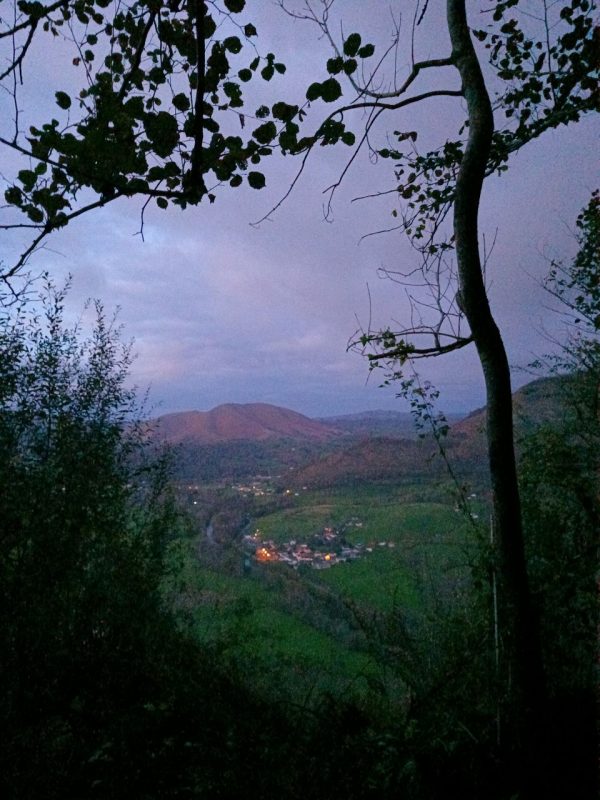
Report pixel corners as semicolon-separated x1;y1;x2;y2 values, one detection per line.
2;2;598;418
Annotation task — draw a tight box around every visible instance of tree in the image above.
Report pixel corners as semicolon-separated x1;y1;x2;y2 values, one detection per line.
0;277;181;794
0;0;289;276
541;190;600;377
270;1;595;790
0;278;356;799
517;194;599;797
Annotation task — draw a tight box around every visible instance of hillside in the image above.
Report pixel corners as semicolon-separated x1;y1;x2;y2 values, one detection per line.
288;436;444;488
292;375;578;489
154;402;340;445
319;409;462;438
445;373;581;464
155;375;576;484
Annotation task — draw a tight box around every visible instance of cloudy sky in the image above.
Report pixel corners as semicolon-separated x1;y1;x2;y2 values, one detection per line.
2;1;598;418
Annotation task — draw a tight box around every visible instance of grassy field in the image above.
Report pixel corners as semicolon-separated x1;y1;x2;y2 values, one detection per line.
169;482;485;710
258;484;479;540
168;559;384;705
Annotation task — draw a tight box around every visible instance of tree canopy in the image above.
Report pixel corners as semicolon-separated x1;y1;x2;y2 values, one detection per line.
1;0;290;274
1;1;597;278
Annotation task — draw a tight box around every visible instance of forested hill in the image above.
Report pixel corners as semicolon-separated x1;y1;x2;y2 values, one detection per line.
446;373;588;464
152;375;577;485
153;402;340;444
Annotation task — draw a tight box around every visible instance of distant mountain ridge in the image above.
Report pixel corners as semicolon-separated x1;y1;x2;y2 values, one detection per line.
319;409;463;439
154;402;340;445
445;374;578;463
152;377;573;484
286;375;578;489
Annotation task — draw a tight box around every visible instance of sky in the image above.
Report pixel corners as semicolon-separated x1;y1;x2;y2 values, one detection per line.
1;1;598;418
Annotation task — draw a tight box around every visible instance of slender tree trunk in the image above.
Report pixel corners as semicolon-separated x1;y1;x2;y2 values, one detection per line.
447;0;546;789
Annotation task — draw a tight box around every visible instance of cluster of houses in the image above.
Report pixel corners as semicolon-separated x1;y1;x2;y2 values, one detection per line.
232;481;308;498
232;480;276;497
243;520;395;570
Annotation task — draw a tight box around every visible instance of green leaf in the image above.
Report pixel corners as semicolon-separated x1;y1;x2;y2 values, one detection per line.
163;161;181;178
143;112;179;158
203;14;217;38
238;68;252;82
319;78;342;102
156;197;168;209
357;43;375;58
55;91;71;110
327;56;344;74
26;206;45;223
244;23;257;37
306;82;321;101
223;36;242;54
125;177;149;194
125;95;145;118
317;118;345;143
148;65;166;85
172;93;190;112
271;102;298;122
343;33;361;57
247;171;266;189
204;117;219;133
343;59;357;75
147;166;166;182
4;186;23;205
18;169;37;191
224;0;245;11
223;81;243;107
278;128;298;152
261;64;274;81
229;174;243;187
252;121;277;144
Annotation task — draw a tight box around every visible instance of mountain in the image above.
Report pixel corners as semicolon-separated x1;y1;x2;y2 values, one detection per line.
153;402;340;445
446;374;580;463
152;376;575;484
291;375;579;489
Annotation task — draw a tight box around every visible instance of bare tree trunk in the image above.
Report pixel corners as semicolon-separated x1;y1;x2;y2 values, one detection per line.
447;0;546;788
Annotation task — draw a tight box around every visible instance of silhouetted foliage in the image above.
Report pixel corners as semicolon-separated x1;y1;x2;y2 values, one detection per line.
516;195;600;798
0;281;304;798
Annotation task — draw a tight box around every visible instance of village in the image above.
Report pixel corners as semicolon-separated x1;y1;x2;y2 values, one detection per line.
242;519;396;570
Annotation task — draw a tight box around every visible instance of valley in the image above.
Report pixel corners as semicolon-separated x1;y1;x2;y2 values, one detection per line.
158;400;494;712
158;377;576;718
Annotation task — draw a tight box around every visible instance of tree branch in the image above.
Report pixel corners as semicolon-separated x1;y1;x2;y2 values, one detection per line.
0;17;37;82
189;0;207;198
366;335;472;361
0;0;69;39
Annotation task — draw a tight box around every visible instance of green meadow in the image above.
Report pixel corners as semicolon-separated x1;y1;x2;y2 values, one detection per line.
170;482;483;707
